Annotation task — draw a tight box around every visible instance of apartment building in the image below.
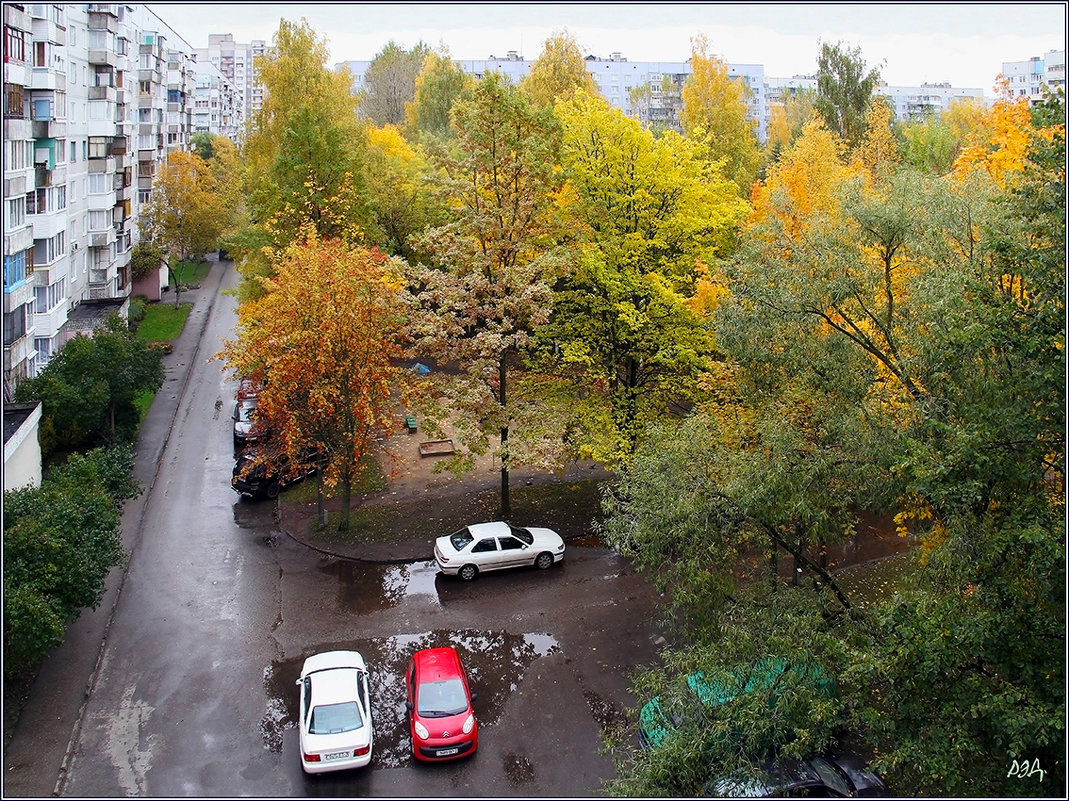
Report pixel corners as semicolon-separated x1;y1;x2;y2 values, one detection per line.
340;52;988;143
3;3;196;398
193;58;240;140
194;33;264;138
1001;50;1066;104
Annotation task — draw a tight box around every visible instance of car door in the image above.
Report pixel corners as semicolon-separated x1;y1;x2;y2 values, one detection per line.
469;536;501;571
496;535;528;569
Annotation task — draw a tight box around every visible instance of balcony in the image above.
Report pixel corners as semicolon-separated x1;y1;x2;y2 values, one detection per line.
88;156;116;173
89;85;117;102
31;118;67;139
90;229;116;248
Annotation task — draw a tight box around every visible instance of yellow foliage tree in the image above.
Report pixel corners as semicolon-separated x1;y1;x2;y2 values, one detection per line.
952;77;1035;186
852;98;901;176
679;34;763;193
520;29;599;108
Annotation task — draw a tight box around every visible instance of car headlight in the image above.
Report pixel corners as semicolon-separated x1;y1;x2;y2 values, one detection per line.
414;720;429;740
462;713;475;734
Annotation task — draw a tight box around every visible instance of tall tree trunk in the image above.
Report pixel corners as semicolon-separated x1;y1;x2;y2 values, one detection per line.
339;461;352;532
499;354;510;518
168;257;182;309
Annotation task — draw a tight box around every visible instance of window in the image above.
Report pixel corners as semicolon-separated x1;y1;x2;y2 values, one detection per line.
34;277;66;313
4;83;25;117
89;210;109;231
7;196;26;227
5;25;28;63
472;539;498;553
4;251;28;291
88;136;110;158
89;172;109;193
3;302;28;345
70;140;77;162
34;336;55;365
32;231;65;265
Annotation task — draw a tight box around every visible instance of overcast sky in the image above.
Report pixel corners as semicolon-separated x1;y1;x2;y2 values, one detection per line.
147;3;1065;91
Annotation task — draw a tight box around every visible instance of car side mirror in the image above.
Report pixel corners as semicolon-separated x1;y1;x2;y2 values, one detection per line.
294;678;302;687
470;692;478;703
405;701;413;712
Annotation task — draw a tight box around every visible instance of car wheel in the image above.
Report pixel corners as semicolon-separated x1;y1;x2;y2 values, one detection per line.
535;552;554;570
265;480;281;500
459;564;478;581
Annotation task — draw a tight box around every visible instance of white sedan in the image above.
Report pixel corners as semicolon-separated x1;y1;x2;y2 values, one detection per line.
295;651;373;773
434;521;566;581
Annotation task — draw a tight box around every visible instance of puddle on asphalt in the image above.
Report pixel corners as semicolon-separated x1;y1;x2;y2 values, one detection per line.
262;629;561;768
319;559;444;612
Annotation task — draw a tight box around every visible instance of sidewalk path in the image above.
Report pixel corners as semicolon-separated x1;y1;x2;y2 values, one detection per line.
2;256;228;798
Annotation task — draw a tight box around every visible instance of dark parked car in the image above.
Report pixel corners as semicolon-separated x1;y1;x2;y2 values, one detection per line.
232;447;318;500
706;752;890;797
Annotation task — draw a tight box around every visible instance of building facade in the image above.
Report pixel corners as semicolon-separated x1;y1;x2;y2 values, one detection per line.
340;52;988;143
194;33;264;140
1001;50;1066;104
3;3;197;398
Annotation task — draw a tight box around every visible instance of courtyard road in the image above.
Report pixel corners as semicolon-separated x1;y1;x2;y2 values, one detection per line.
8;260;667;797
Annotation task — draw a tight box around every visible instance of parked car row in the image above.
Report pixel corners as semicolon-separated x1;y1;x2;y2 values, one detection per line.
296;646;478;774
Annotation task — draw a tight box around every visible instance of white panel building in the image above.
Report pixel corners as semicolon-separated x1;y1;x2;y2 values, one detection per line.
3;3;197;397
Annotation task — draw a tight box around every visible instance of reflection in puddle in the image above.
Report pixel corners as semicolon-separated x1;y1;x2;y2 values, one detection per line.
319;559;443;613
262;629;561;768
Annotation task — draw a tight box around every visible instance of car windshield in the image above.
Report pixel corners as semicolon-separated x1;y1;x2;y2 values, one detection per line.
449;528;474;550
308;701;364;735
507;524;533;545
237;403;256;422
417;678;469;717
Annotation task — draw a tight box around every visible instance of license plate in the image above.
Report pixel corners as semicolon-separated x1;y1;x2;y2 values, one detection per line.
437;747;459;756
323;750;351;761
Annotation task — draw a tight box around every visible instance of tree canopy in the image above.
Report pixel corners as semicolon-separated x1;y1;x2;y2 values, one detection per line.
359;40;432;126
814;40;882;148
520;28;600;108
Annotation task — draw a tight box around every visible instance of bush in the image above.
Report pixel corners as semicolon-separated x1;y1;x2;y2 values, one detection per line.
2;446;136;677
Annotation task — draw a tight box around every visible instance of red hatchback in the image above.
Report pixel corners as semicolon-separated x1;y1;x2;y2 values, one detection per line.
405;647;478;761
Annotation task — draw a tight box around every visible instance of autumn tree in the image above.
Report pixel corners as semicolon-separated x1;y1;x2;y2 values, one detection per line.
138;150;226;306
814;40;882;148
215;228;411;533
603;99;1066;795
404;46;474;142
519;28;599;108
14;314;164;457
679;34;763;192
359;40;431;126
237;19;372;299
851;97;901;176
410;72;565;516
364;124;447;263
543;91;749;463
766;87;818;160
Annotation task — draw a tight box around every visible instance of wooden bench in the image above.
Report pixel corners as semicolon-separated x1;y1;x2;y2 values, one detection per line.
404;414;418;432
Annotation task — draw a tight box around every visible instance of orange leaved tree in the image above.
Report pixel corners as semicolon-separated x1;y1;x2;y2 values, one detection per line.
215;228;411;532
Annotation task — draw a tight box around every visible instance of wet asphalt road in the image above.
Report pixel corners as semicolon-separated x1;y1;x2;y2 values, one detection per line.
28;263;668;797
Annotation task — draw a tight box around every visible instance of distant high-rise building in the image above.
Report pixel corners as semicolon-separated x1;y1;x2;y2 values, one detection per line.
339;52;986;143
1001;50;1066;104
195;33;265;136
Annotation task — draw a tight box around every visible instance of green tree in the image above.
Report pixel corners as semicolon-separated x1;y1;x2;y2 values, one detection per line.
679;34;763;192
4;445;138;677
520;28;599;108
602;107;1065;795
410;72;565;516
359;40;431;126
364;124;447;262
238;18;373;301
137;150;227;307
191;130;215;160
14;314;163;456
404;46;474;142
543;91;749;463
814;40;882;148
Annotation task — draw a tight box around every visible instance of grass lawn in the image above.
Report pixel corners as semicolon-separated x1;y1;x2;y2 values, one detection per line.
137;302;192;342
170;259;212;286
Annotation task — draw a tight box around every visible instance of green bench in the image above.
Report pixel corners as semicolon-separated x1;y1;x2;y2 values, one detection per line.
404;414;418;432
